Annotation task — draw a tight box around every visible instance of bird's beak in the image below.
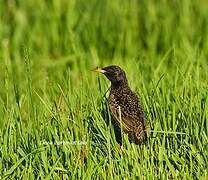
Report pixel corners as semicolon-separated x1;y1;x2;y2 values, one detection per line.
92;67;106;74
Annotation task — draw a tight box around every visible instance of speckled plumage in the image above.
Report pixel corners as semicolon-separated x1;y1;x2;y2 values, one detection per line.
94;65;147;145
108;82;146;144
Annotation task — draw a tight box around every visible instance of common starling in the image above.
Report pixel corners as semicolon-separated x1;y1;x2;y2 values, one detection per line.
94;65;147;145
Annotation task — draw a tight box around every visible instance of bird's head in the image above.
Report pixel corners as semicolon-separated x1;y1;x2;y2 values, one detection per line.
93;65;128;86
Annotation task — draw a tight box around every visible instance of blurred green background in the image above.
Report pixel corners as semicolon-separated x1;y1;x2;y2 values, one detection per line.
0;0;208;179
1;0;208;67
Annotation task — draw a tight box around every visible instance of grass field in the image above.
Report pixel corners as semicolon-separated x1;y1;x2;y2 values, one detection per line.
0;0;208;179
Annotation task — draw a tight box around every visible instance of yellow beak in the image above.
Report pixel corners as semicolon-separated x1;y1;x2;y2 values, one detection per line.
92;67;106;73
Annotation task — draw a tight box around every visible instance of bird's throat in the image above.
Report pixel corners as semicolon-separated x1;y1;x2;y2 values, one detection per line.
111;81;129;92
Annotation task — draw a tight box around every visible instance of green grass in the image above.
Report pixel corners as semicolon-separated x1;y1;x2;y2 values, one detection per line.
0;0;208;179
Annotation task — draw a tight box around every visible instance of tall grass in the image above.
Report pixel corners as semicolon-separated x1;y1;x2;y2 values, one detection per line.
0;0;208;179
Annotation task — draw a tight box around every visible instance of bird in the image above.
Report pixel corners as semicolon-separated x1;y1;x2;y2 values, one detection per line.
93;65;147;145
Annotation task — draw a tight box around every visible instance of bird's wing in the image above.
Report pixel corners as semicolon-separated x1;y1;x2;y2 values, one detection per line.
109;92;145;132
109;105;136;132
109;105;146;144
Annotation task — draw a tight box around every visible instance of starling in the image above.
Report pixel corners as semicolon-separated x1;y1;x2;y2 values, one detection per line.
94;65;147;145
